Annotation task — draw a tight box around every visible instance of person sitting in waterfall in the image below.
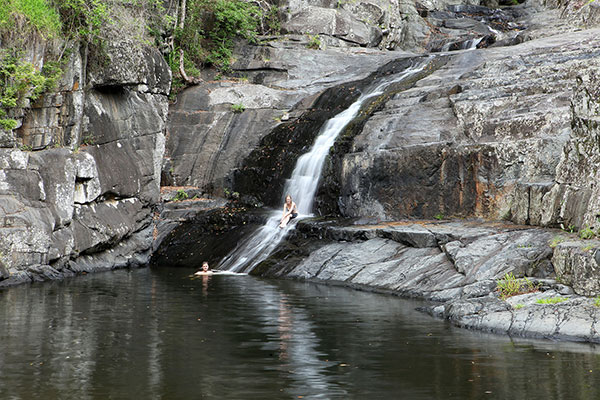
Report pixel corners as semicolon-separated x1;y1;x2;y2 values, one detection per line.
194;261;213;276
279;195;298;229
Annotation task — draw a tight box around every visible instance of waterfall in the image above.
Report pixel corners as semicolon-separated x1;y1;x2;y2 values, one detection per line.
218;59;429;273
462;37;483;50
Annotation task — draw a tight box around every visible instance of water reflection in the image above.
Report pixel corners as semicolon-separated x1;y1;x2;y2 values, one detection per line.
1;269;600;399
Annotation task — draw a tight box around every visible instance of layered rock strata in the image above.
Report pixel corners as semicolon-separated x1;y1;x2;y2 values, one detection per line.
0;37;170;286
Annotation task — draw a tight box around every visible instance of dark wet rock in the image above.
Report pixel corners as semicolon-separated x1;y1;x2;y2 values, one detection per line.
150;205;267;269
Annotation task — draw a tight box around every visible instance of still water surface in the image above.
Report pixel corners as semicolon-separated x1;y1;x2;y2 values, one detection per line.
1;268;600;399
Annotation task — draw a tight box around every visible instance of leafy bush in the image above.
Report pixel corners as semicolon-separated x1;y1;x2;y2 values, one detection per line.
0;49;62;131
174;189;188;201
496;272;539;299
175;0;260;72
579;226;596;240
307;34;321;49
49;0;111;45
231;103;245;113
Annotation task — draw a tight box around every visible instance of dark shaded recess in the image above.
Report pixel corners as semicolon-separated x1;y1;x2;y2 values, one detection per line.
150;206;267;268
93;85;126;95
315;55;450;217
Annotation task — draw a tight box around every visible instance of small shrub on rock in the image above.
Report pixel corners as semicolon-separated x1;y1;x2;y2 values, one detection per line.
231;103;245;113
579;226;596;240
174;189;188;201
496;272;539;299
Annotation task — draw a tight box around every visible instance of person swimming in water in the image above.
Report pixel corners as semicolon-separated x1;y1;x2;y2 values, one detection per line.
194;261;213;276
279;195;298;228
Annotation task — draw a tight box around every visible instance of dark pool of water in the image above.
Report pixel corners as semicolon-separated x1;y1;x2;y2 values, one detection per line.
1;268;600;399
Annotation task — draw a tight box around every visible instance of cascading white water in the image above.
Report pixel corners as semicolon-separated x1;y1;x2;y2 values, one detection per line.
462;37;483;50
218;59;430;273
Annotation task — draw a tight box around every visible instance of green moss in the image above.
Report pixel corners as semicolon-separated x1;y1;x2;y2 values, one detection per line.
549;236;565;248
536;297;568;304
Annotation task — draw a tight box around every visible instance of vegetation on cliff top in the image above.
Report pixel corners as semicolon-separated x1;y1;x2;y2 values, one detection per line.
169;0;280;98
0;0;281;123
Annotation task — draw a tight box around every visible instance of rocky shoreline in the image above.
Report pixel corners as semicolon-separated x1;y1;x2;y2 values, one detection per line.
245;217;600;343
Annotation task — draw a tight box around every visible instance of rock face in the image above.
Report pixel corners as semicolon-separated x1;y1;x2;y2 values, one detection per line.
0;28;170;285
164;45;399;198
318;28;600;225
277;0;512;52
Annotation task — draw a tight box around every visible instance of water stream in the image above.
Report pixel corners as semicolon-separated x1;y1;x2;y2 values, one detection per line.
218;59;430;273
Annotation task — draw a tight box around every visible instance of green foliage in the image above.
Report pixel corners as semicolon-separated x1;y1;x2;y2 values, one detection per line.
263;5;280;34
549;236;565;248
174;0;260;72
174;189;188;201
50;0;110;43
514;304;524;309
433;213;444;220
579;226;596;240
562;224;576;233
0;0;62;38
307;34;321;50
231;103;245;113
536;297;568;305
496;272;539;300
594;297;600;307
223;187;239;199
496;272;521;299
81;133;94;145
0;49;62;131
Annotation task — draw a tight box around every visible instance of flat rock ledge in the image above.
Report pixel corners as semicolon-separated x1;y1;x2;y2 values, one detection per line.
256;219;600;343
